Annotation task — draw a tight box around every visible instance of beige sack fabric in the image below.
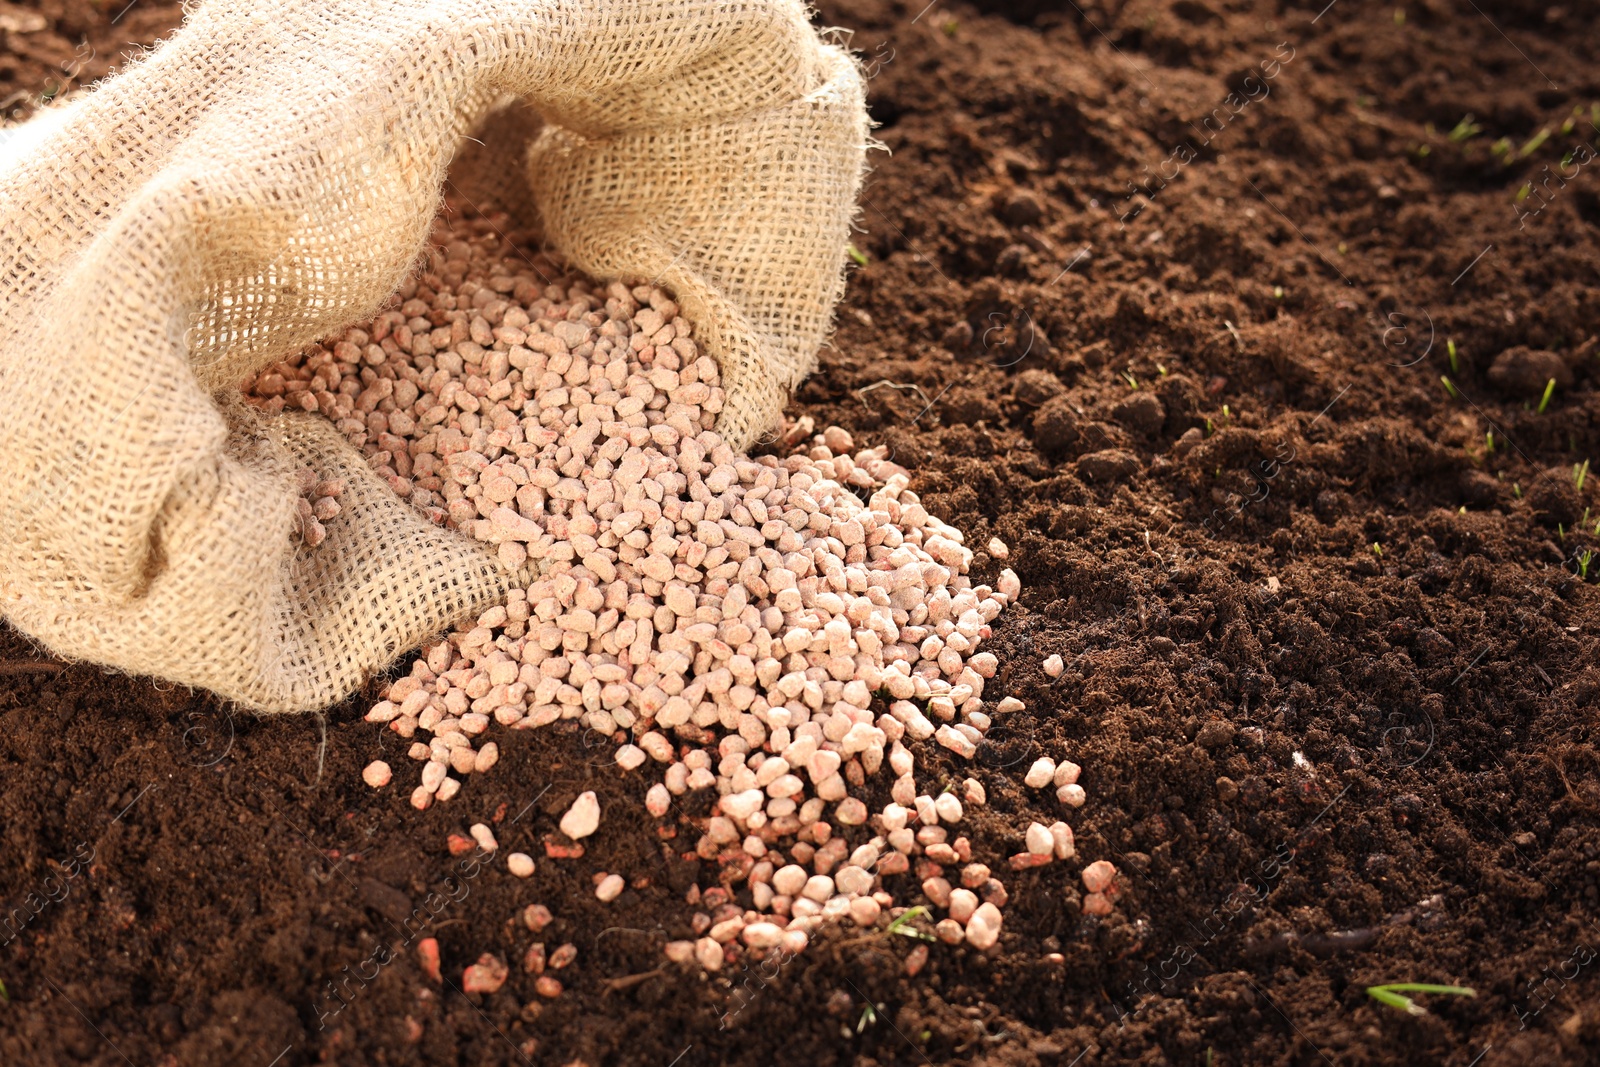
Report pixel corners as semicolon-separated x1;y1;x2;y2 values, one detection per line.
0;0;868;713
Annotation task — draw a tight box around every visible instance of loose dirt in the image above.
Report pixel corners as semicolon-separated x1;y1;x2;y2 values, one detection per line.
3;1;1598;1064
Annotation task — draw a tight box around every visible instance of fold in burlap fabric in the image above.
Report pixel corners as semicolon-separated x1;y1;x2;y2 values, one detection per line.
0;0;868;712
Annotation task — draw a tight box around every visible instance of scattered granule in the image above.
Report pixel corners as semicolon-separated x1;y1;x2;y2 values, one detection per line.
461;952;508;994
246;213;1119;971
1081;859;1117;894
288;466;342;548
417;938;441;983
559;791;600;840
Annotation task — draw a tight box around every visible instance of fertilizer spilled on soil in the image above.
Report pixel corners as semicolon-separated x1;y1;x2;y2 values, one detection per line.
245;212;1113;977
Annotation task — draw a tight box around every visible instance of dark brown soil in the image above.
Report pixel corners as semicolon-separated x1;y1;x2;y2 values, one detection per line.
4;1;1600;1064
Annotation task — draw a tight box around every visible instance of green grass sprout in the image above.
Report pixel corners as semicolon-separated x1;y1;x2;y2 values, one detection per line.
1447;338;1459;373
1448;115;1481;142
1441;376;1460;399
887;906;936;941
1574;459;1589;493
1366;983;1476;1016
847;243;869;267
1538;377;1557;414
1520;128;1551;157
858;1002;880;1032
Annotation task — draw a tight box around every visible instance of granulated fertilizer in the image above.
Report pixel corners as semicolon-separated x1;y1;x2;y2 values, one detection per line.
247;211;1109;966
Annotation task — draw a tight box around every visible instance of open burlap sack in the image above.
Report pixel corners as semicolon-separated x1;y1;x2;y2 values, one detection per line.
0;0;867;713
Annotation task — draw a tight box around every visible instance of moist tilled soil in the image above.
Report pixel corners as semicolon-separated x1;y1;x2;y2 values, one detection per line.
3;1;1599;1064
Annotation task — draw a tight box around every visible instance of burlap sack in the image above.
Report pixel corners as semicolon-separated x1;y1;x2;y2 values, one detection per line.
0;0;867;713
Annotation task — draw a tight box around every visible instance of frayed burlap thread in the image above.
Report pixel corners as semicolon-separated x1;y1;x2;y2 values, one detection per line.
0;0;868;712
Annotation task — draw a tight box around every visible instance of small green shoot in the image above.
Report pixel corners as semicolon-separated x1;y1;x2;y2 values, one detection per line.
919;1030;932;1042
1393;8;1405;24
1273;285;1285;300
1156;363;1168;376
1485;431;1495;454
1562;109;1578;136
1441;376;1460;399
1538;377;1557;414
1205;417;1214;435
1447;338;1459;373
1222;403;1232;420
1578;549;1594;580
0;978;7;1003
1414;143;1431;158
1458;505;1467;514
1520;128;1551;158
1516;183;1532;203
847;243;869;267
858;1002;880;1032
1122;369;1140;389
1558;523;1565;541
1365;983;1476;1016
1448;115;1482;142
1513;483;1523;499
1490;137;1513;159
1574;459;1589;493
941;19;959;37
1371;542;1383;558
887;906;936;941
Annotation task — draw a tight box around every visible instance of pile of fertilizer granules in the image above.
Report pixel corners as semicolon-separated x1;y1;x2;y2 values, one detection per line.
245;213;1116;977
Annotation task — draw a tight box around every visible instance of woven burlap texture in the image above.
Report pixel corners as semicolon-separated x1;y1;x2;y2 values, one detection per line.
0;0;868;713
